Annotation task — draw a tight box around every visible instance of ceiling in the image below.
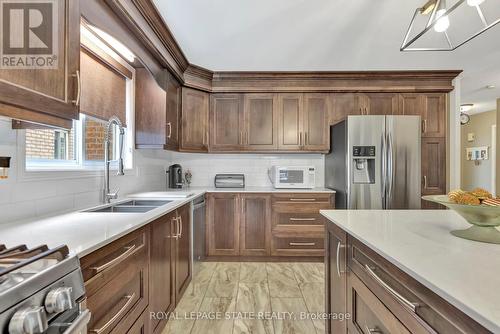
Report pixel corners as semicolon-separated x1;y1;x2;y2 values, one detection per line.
153;0;500;114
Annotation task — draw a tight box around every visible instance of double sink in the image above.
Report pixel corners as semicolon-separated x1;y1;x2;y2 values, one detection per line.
85;200;172;213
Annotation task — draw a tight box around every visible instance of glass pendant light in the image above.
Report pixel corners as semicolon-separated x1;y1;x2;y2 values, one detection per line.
434;0;450;32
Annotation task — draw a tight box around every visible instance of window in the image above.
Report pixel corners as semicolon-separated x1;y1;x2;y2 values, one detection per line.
25;114;127;170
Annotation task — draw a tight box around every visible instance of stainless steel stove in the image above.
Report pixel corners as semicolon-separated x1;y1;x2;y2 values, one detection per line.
0;244;89;334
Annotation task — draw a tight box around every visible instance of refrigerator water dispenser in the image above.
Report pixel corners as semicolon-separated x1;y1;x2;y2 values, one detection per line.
352;146;375;184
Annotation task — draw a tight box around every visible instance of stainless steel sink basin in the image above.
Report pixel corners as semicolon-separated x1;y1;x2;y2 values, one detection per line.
115;200;171;207
88;206;157;213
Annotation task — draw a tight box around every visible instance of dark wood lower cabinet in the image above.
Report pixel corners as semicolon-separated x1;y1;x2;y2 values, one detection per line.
149;212;175;333
207;192;334;258
175;203;192;302
326;226;490;334
82;203;192;334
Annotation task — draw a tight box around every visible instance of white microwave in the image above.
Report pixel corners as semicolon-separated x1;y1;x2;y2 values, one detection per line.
269;166;316;189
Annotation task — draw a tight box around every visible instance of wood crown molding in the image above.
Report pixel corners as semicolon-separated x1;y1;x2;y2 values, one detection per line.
106;1;461;93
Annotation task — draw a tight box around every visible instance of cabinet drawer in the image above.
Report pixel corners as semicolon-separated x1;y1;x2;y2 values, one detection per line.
272;193;333;204
271;236;324;256
87;260;148;334
275;212;324;226
348;237;489;334
81;228;148;295
348;273;411;334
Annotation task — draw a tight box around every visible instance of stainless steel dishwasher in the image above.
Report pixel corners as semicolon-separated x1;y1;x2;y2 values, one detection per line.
192;195;206;262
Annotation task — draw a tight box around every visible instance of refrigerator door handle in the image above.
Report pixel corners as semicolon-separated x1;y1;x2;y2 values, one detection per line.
387;131;394;209
381;132;387;209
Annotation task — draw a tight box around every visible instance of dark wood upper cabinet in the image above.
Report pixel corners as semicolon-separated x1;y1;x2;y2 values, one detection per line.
277;93;303;151
135;68;167;148
399;93;423;117
359;93;400;115
149;212;175;333
0;0;80;123
239;194;271;256
210;94;244;151
175;203;192;303
165;72;181;150
181;87;209;152
422;93;446;137
244;93;279;151
303;93;330;151
207;193;240;256
422;137;446;196
330;93;357;124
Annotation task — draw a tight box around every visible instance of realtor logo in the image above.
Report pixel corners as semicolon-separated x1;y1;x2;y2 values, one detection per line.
0;0;58;69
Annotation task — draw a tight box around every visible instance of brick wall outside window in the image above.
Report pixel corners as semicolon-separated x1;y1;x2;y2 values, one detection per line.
26;128;75;160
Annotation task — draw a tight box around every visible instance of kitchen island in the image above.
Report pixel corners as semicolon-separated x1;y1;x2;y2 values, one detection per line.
321;210;500;334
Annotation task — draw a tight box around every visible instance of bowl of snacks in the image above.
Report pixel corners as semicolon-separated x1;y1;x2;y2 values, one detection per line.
422;188;500;244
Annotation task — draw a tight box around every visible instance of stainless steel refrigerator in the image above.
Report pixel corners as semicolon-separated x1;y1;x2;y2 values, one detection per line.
325;115;421;209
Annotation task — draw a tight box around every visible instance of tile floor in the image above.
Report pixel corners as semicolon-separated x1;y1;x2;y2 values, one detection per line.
163;261;325;334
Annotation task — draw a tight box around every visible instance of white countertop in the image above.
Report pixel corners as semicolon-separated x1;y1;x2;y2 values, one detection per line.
320;210;500;333
0;186;334;258
0;190;206;258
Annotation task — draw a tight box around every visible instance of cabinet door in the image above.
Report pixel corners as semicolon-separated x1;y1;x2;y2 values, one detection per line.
360;93;399;115
240;194;271;256
207;193;240;256
325;223;347;334
422;137;446;196
0;0;80;121
175;204;192;303
303;93;330;151
135;69;166;148
165;72;181;151
210;94;244;151
422;93;446;137
149;213;175;332
277;93;303;151
181;87;209;152
330;93;356;124
399;93;424;117
244;93;279;151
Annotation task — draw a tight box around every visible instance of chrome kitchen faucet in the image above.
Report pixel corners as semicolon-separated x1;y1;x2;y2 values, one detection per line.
103;116;125;204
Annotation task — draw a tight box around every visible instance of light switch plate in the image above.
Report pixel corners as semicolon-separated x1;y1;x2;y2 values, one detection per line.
467;133;475;142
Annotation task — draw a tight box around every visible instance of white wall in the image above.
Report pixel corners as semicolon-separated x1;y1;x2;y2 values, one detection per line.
0;117;169;224
162;151;325;188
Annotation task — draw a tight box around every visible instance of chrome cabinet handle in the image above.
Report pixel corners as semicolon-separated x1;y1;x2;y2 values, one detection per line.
71;70;81;106
167;122;172;139
240;131;243;145
423;175;428;189
89;293;135;334
336;242;345;277
289;198;316;202
364;264;419;312
304;132;308;145
289;242;316;246
422;119;427;133
365;325;382;333
172;217;179;239
178;215;183;238
289;217;316;221
90;245;136;274
299;132;303;146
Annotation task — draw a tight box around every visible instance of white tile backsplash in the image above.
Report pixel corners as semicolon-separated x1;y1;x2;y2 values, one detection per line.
0;116;326;224
163;151;325;188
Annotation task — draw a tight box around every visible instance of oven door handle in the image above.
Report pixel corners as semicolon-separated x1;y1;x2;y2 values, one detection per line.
62;309;91;334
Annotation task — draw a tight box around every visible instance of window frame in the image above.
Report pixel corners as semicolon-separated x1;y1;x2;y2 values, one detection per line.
19;61;136;181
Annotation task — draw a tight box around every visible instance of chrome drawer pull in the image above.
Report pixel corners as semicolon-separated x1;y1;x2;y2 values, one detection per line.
336;242;345;277
289;217;316;221
365;325;382;333
364;264;419;312
90;245;136;274
289;242;316;246
90;293;136;334
289;198;316;202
